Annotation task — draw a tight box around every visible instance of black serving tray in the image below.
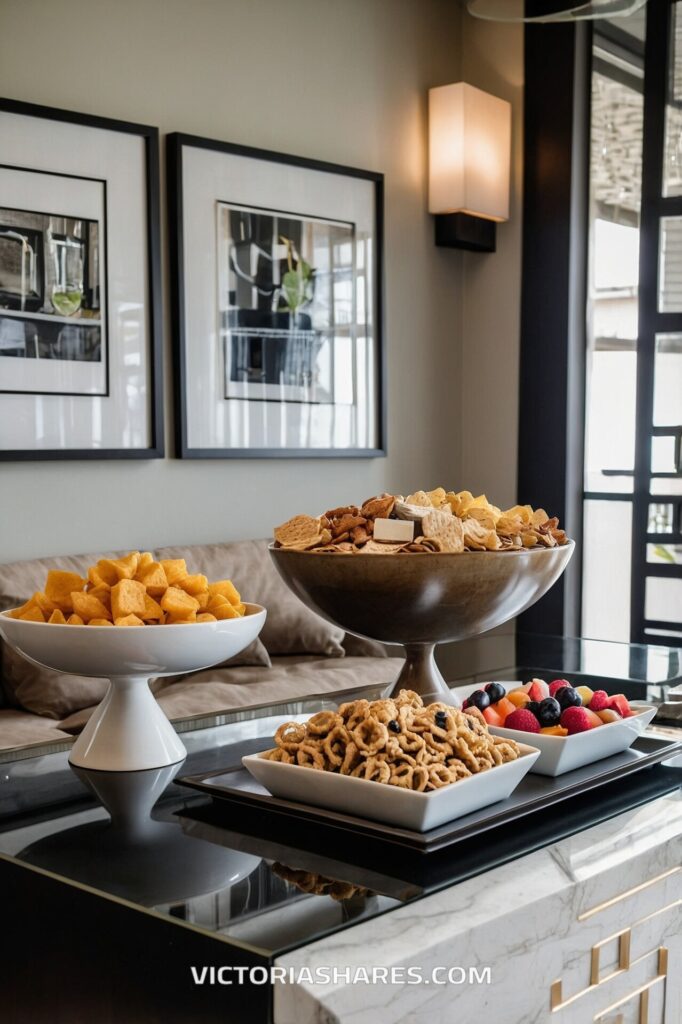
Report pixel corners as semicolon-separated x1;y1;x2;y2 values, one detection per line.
176;733;681;853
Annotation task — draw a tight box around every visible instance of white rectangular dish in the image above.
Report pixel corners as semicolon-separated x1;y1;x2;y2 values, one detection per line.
490;703;657;777
242;743;540;832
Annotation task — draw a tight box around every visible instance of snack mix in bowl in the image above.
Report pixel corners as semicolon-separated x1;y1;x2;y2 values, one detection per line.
8;552;246;626
273;487;570;554
261;689;522;791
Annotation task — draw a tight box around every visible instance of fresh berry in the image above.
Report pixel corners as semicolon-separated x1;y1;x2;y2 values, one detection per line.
583;708;604;728
527;679;550;702
608;694;632;718
467;689;490;711
537;697;562;727
540;725;568;736
526;701;542;720
483;705;506;728
549;679;571;697
388;719;400;733
461;699;470;710
504;708;541;733
507;689;531;708
435;710;448;728
556;686;583;710
589;690;610;712
561;706;593;734
597;708;622;724
576;686;594;706
484;682;506;703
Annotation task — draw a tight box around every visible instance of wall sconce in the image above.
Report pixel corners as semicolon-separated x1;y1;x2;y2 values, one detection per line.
428;83;511;252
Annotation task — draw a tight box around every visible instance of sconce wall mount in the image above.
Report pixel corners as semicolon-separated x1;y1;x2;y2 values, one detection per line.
429;82;511;253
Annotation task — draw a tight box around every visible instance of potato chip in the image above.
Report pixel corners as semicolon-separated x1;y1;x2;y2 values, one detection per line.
445;490;474;517
421;510;464;553
111;579;147;619
48;608;67;624
197;612;217;623
88;618;114;626
114;614;144;626
427;487;448;508
404;490;432;507
462;518;501;551
67;613;84;625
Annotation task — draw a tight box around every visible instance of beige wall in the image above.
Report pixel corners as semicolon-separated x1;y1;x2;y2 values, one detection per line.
0;0;467;562
460;12;524;511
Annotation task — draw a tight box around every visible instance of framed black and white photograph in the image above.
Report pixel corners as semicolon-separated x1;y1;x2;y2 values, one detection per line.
168;134;384;457
0;99;163;459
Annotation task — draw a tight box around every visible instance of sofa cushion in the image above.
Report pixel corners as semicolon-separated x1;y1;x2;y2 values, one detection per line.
0;547;270;719
156;540;345;658
0;709;74;751
58;655;404;733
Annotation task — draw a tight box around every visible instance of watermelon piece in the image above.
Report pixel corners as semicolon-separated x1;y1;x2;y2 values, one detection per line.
608;694;632;718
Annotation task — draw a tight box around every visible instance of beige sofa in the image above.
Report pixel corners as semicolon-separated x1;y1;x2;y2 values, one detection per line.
0;539;403;752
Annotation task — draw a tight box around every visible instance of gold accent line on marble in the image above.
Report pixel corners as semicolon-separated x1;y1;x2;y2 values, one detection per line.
592;948;668;1023
551;944;668;1013
578;867;680;921
590;927;631;986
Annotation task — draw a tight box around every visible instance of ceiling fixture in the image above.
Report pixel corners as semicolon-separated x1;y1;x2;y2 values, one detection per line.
467;0;647;23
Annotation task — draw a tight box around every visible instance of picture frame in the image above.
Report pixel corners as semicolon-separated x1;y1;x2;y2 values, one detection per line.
0;99;164;460
168;133;385;458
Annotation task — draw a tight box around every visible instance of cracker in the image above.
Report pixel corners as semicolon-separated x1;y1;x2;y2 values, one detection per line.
421;510;464;553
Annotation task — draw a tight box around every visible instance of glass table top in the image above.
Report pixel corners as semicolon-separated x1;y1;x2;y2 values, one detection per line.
1;671;681;960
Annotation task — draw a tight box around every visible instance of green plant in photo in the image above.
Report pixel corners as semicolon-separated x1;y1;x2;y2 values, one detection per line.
652;544;676;563
279;236;314;314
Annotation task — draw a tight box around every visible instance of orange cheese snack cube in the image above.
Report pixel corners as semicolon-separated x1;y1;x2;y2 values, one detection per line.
111;579;147;620
71;592;112;622
160;559;188;586
208;579;241;606
161;587;199;618
44;570;86;611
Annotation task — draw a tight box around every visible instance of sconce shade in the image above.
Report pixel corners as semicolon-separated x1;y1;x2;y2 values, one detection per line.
428;83;511;223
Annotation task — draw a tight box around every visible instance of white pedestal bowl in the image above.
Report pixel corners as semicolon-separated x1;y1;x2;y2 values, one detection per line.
0;604;266;772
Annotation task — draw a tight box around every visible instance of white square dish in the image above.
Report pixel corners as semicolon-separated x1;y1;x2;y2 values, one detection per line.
490;703;657;777
242;743;540;832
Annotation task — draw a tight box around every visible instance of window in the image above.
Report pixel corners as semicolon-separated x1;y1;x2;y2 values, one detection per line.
582;3;682;646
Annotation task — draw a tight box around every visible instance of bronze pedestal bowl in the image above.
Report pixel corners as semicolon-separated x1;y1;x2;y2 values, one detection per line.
269;541;574;705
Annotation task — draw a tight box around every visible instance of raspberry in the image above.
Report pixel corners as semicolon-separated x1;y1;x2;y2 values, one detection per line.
549;679;570;698
589;690;609;712
561;706;594;734
504;708;541;734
